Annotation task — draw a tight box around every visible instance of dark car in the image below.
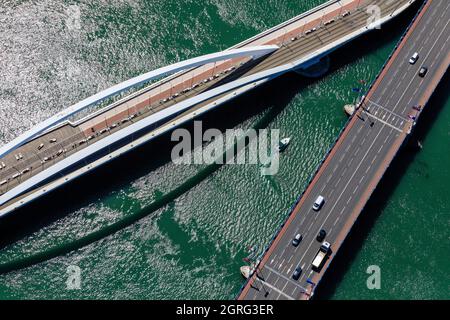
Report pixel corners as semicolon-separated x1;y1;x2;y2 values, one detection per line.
292;266;303;280
292;234;303;247
317;229;326;242
419;67;428;78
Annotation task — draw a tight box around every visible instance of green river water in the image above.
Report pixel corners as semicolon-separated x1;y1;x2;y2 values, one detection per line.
0;0;448;299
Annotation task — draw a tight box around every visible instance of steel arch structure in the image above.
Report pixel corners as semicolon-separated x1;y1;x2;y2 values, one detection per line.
0;45;278;160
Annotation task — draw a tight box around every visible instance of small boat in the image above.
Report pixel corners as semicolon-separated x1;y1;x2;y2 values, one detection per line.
240;260;260;279
240;265;252;279
277;138;291;152
344;104;356;116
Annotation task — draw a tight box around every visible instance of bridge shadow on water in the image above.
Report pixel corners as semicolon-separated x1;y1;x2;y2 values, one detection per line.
0;0;432;278
0;66;301;255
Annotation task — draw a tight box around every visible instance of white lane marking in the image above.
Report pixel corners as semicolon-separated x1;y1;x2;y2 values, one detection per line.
391;11;450;115
359;175;365;185
376;2;448;110
378;145;383;154
275;5;450;288
364;112;405;133
365;99;410;122
401;27;450;116
333;217;340;226
328;127;394;241
265;265;309;291
253;277;295;300
333;208;345;226
334;177;342;188
295;125;387;272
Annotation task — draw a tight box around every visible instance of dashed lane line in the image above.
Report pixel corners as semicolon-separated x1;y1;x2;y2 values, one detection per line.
253;277;295;301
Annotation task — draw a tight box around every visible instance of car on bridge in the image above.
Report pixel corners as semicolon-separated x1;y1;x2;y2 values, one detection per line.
409;52;419;64
317;229;327;242
419;67;428;78
292;234;303;247
292;266;303;280
312;195;325;211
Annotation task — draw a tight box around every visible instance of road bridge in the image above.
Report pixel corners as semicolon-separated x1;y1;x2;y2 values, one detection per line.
0;0;418;221
237;0;449;300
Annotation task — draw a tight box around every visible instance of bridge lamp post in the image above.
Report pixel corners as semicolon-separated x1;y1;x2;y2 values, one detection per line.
359;100;375;127
390;1;402;17
281;28;287;46
254;266;270;298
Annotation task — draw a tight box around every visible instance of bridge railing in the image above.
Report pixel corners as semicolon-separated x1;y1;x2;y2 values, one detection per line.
306;0;430;297
232;0;342;48
236;0;425;300
112;1;352;142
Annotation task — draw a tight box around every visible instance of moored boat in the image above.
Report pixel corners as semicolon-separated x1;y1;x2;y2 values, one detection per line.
276;138;291;152
344;104;356;116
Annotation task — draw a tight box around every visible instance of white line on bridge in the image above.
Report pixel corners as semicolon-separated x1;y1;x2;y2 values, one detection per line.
253;277;295;300
264;265;309;292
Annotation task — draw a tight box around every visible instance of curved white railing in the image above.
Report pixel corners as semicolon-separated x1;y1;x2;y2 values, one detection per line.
0;0;417;213
0;61;291;208
0;45;279;159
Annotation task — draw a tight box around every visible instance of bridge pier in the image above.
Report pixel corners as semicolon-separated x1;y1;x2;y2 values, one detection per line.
294;56;331;78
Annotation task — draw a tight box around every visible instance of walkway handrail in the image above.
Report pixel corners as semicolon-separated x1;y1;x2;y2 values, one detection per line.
0;60;293;209
0;45;278;159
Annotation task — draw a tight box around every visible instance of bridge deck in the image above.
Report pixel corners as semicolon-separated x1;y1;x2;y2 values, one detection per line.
238;0;449;300
0;0;414;212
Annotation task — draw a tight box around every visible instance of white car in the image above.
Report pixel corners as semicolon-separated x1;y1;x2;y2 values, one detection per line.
312;195;325;211
409;52;419;64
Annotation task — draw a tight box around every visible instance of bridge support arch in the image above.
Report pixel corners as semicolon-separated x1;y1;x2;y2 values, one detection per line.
0;45;279;159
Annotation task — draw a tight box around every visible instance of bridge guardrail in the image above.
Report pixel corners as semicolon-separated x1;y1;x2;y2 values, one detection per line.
236;0;426;299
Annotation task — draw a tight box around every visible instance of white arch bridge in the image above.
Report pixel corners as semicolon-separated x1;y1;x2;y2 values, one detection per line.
0;0;417;216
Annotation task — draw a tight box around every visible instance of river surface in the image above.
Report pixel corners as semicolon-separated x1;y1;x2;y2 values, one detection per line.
0;0;448;299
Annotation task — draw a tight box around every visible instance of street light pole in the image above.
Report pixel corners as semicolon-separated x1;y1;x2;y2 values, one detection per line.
254;265;270;298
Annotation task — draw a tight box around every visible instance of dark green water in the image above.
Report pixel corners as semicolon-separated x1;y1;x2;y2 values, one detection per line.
0;0;448;299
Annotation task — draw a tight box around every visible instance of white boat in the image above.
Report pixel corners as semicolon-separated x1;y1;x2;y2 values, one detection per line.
240;265;252;279
344;104;356;116
240;259;260;279
276;138;291;152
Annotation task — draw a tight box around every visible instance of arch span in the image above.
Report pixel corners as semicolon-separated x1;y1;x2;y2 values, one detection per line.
0;61;292;210
0;45;278;159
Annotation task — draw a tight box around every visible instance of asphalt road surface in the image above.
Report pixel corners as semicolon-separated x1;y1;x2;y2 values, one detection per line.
0;0;407;207
240;0;450;300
